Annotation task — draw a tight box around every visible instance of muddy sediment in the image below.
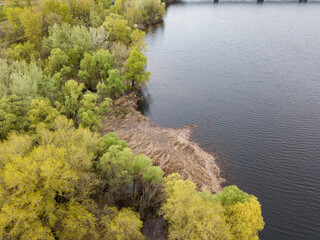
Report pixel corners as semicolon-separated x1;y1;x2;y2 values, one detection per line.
101;92;223;193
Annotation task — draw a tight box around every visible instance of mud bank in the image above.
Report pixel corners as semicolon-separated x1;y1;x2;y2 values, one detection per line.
101;92;223;193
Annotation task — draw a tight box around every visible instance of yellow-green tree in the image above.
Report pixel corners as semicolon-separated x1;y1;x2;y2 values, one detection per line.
20;7;44;45
0;140;96;239
28;97;60;129
4;7;24;42
161;173;231;240
42;0;72;27
99;206;145;240
213;185;265;240
124;46;150;88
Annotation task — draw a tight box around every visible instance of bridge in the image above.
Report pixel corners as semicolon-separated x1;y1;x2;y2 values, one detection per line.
213;0;308;2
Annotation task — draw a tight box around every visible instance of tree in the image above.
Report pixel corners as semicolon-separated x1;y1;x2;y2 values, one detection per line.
90;26;109;49
110;42;129;74
97;132;164;213
45;48;71;77
99;207;145;240
0;59;11;97
0;117;102;239
105;69;126;99
63;80;84;119
135;0;165;25
142;166;163;184
130;29;147;51
3;7;24;43
212;185;250;205
96;132;128;157
0;144;95;239
111;19;131;45
62;0;94;24
28;98;60;129
78;49;114;90
20;7;43;45
161;173;231;240
124;46;150;88
5;0;22;7
78;91;111;131
43;23;93;54
0;95;29;139
42;0;72;27
213;185;265;240
103;13;131;45
0;60;43;102
8;41;40;61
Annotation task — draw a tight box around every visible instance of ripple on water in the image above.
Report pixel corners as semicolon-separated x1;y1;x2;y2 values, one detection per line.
142;3;320;240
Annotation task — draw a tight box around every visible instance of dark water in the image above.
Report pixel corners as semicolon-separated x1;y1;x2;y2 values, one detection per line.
140;2;320;240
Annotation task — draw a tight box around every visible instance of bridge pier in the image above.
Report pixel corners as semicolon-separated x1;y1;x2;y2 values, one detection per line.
257;0;264;3
214;0;218;3
299;0;307;2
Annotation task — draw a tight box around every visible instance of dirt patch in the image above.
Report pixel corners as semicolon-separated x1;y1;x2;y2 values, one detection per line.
101;91;223;193
142;215;167;240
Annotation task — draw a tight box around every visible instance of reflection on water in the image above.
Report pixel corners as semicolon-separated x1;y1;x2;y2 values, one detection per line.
136;91;152;116
140;3;320;240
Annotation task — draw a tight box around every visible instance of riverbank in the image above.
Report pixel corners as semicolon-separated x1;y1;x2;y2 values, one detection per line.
101;91;223;193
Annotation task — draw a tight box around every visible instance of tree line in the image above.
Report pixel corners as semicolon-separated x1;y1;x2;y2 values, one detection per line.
0;0;264;239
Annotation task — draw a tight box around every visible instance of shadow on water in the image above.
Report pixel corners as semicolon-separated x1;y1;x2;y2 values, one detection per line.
136;91;153;116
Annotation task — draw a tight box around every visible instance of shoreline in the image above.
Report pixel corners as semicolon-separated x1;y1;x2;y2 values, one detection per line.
102;91;223;193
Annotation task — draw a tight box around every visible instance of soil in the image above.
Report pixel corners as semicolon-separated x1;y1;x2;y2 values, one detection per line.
101;91;223;193
142;215;167;240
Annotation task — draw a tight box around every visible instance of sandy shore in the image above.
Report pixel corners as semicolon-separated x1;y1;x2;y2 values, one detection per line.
101;91;223;193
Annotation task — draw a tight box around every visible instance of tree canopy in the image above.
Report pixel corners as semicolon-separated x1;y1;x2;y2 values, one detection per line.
0;0;265;239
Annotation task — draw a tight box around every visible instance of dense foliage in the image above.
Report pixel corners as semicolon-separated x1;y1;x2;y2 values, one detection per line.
0;0;264;239
161;174;265;240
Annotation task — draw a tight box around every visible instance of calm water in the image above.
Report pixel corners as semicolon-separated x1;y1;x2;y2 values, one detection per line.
140;2;320;240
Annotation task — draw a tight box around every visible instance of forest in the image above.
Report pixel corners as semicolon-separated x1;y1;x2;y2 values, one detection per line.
0;0;264;239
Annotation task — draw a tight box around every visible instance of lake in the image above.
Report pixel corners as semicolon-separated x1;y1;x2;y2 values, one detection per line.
140;2;320;240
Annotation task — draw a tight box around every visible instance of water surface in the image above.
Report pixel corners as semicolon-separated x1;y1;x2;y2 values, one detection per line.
140;2;320;240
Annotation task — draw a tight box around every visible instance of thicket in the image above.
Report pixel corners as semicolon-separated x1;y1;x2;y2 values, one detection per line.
0;0;264;239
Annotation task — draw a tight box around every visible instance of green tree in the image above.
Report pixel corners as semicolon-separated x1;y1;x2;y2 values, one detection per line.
0;60;44;102
97;133;164;212
43;23;93;53
105;69;126;99
96;132;128;157
78;49;114;90
124;46;150;88
0;95;29;139
45;48;71;77
97;81;109;100
78;91;111;131
213;185;250;205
